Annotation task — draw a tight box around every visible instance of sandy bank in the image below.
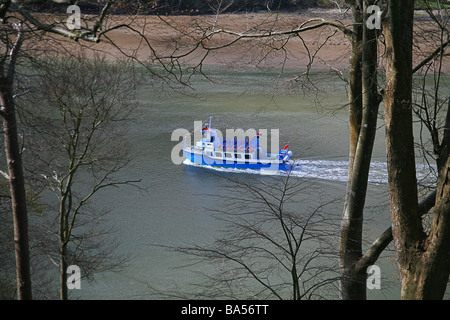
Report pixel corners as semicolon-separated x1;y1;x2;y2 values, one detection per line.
33;9;449;73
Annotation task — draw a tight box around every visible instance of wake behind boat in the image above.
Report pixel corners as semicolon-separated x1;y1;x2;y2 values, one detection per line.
182;118;294;171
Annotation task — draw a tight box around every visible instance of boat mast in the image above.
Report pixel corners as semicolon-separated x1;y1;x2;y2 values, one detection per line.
208;116;212;129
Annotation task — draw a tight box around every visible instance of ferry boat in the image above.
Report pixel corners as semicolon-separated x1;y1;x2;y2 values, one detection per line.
182;118;294;171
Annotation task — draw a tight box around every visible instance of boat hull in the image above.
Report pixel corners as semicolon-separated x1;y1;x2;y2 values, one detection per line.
183;147;291;171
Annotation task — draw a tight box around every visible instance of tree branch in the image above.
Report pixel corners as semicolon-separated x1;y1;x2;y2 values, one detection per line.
413;39;449;74
357;190;437;271
18;8;103;43
201;18;354;51
92;1;114;35
7;22;24;85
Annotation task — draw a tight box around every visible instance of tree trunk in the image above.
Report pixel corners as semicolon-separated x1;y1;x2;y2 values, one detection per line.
400;104;450;299
383;0;450;299
340;0;364;299
59;191;70;300
1;88;32;300
340;0;380;300
421;151;450;299
0;24;32;300
60;243;68;300
383;0;422;299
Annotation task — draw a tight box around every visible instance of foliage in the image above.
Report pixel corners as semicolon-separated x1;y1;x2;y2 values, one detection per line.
415;0;450;9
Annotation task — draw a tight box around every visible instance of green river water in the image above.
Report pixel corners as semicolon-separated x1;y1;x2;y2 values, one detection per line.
62;66;446;300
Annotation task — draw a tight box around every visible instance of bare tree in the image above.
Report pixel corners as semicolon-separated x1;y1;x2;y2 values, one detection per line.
0;0;162;299
382;0;450;299
0;20;31;300
153;1;383;299
339;0;383;300
0;0;129;299
16;54;142;300
1;0;447;300
413;3;450;175
155;1;450;299
160;172;341;300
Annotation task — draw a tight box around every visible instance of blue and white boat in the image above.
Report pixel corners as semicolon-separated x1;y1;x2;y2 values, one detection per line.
182;118;294;171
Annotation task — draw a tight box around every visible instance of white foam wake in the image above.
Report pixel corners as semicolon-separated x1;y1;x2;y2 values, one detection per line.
183;159;436;185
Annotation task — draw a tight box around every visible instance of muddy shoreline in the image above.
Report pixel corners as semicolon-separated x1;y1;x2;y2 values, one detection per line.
33;9;449;72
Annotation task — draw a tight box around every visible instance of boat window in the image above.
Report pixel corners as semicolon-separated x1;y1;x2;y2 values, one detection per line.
225;153;232;158
245;154;251;160
216;152;222;157
236;154;242;159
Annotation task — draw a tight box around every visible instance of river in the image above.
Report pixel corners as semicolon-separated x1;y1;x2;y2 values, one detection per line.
70;66;442;300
